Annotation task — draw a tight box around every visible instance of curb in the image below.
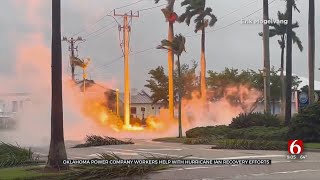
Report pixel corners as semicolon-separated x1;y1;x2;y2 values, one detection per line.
305;148;320;153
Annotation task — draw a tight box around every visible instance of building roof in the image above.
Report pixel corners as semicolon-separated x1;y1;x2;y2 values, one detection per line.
0;93;31;97
119;90;157;104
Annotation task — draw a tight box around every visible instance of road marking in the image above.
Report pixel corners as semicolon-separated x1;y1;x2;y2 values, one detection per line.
88;151;139;156
95;147;183;157
34;152;47;156
216;155;284;159
136;148;182;151
271;169;320;174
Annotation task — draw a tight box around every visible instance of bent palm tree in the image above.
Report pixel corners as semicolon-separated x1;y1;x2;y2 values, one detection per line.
179;0;217;102
155;0;177;120
48;0;68;169
157;34;186;138
259;11;303;116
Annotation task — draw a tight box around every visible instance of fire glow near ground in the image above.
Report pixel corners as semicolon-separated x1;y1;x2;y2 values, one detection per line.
75;81;261;137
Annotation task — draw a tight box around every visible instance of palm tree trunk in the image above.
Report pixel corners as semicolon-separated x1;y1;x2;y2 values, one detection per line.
263;0;271;114
308;0;315;104
200;27;207;102
177;56;183;138
285;0;294;125
168;22;175;120
272;98;276;114
48;0;68;170
280;37;285;117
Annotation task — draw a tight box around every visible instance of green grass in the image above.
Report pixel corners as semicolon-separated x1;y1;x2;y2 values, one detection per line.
152;137;190;143
0;167;59;180
305;143;320;149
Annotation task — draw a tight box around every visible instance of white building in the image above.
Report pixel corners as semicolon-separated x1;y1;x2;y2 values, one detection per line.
119;89;163;120
0;93;31;128
0;93;31;114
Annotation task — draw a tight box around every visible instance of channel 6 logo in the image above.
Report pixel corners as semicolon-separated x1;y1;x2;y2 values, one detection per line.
288;140;304;154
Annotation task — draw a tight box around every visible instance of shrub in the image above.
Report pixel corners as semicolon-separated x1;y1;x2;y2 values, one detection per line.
288;102;320;142
0;142;42;167
184;137;217;145
73;135;134;148
226;126;288;141
229;112;281;129
212;139;287;150
185;125;230;138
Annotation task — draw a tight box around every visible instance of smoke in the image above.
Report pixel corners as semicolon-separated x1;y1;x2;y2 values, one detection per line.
0;1;263;146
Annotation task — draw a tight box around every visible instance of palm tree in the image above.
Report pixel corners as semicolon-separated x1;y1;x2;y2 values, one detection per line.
308;0;315;104
284;0;298;125
179;0;217;102
48;0;68;169
157;34;187;138
155;0;177;120
259;11;303;116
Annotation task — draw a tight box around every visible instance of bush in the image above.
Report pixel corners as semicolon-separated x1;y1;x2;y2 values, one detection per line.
184;137;217;145
185;125;230;138
289;102;320;142
212;139;287;150
73;135;134;148
0;142;41;168
229;112;281;129
226;126;288;141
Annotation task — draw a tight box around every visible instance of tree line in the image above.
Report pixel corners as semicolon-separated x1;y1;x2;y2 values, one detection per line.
47;0;316;170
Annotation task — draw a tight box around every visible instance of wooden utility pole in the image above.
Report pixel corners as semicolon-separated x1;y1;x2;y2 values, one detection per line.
114;10;139;128
116;89;119;116
263;0;271;114
62;36;84;81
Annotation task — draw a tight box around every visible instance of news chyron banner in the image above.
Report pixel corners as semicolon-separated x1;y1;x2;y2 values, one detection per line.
62;159;272;166
297;90;320;110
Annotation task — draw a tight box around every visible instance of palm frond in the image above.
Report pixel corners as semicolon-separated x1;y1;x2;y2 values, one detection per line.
292;31;303;52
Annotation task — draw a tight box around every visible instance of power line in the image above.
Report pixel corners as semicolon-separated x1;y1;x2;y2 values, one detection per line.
185;0;277;38
71;0;144;37
137;4;166;12
219;0;259;20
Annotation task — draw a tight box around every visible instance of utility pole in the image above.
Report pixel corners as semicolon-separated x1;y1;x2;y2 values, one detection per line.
262;0;271;114
116;89;119;116
114;10;139;128
62;36;85;81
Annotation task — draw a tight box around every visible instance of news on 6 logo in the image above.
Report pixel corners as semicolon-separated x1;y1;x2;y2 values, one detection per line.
288;140;303;154
287;140;307;160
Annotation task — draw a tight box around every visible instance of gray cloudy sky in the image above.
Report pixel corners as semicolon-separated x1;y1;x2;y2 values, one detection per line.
0;0;319;92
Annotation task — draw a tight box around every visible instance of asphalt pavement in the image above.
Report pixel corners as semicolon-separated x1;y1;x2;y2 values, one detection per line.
29;139;320;180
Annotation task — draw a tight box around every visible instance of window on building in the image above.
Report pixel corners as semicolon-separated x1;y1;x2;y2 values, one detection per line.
131;107;137;114
20;101;23;109
152;107;154;109
141;107;145;112
12;101;18;112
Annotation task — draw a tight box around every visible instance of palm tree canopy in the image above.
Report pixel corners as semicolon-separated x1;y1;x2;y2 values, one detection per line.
179;0;217;33
258;11;303;52
155;0;175;11
157;34;186;57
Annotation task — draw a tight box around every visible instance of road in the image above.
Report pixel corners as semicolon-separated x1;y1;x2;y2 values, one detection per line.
30;139;320;180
